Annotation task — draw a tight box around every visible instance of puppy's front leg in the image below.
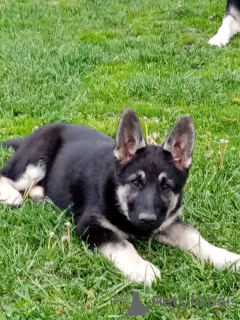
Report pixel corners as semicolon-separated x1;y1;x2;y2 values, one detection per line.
100;240;161;286
77;217;161;285
155;218;240;269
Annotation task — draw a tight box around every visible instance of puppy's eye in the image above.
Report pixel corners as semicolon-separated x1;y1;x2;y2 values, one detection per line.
161;184;170;191
131;180;139;187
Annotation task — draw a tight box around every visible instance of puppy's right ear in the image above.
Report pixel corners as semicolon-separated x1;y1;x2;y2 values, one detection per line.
114;109;146;163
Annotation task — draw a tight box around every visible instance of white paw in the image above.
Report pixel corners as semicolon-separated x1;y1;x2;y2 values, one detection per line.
212;249;240;269
126;259;161;286
0;183;23;206
208;32;230;47
208;15;240;47
101;241;161;286
225;252;240;270
29;186;44;203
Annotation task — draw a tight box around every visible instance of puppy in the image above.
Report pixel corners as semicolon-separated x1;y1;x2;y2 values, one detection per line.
1;109;240;285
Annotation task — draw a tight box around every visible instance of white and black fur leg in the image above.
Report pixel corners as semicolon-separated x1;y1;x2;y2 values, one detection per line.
76;216;161;286
0;124;63;206
209;0;240;46
0;164;45;206
156;218;240;270
100;240;161;286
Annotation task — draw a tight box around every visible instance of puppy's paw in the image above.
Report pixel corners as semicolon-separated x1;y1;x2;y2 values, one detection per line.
226;252;240;271
209;15;240;47
29;186;44;203
101;241;161;286
208;32;230;47
0;183;23;206
212;249;240;270
127;260;161;286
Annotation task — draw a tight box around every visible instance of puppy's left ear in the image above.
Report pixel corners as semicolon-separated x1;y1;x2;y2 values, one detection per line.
114;109;146;163
163;115;195;170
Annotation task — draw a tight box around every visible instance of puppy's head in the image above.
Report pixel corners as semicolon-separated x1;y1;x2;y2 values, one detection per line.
114;109;195;234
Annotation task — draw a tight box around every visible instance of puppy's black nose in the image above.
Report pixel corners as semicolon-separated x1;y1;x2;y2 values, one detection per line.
139;213;157;224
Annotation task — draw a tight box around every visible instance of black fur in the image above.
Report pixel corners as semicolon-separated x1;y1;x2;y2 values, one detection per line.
226;0;240;15
1;138;23;151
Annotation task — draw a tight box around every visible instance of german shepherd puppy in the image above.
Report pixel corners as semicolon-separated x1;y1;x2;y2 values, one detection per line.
209;0;240;46
1;109;240;285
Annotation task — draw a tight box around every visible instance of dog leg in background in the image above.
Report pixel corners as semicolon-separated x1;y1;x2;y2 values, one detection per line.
209;1;240;46
156;218;240;269
100;240;161;285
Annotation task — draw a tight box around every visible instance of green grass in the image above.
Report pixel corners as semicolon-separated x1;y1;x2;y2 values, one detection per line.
0;0;240;319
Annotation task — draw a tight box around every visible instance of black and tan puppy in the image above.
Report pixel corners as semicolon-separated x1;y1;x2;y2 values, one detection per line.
1;109;240;285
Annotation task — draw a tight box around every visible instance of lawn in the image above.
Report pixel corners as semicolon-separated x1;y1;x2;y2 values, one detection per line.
0;0;240;319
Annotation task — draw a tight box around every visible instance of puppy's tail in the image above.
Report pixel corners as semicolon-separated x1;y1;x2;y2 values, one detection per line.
1;138;24;151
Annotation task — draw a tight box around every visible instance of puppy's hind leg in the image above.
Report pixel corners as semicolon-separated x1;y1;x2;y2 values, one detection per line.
0;163;46;206
29;185;44;203
0;124;62;206
0;177;23;206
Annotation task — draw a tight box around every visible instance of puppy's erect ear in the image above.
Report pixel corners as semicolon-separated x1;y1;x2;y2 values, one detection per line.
163;115;195;170
114;109;146;163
